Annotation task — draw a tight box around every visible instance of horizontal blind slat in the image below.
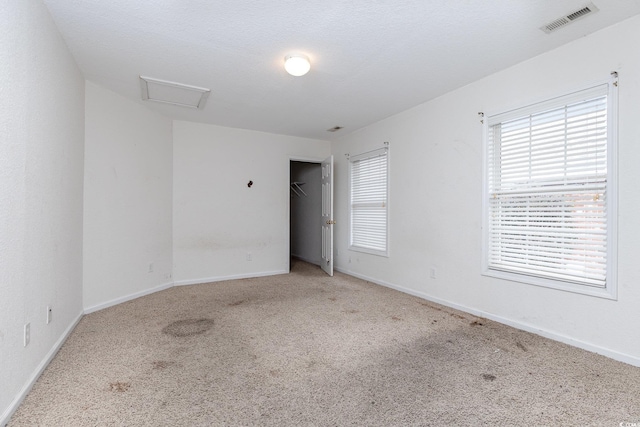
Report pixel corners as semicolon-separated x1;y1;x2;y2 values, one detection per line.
351;150;388;254
486;89;609;288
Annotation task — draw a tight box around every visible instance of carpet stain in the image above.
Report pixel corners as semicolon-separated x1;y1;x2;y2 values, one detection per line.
482;374;497;382
418;301;441;311
152;360;175;370
269;369;282;377
516;341;528;352
328;297;338;302
391;316;403;321
343;309;360;314
418;301;466;320
228;300;245;306
162;318;214;337
109;381;130;392
470;320;484;326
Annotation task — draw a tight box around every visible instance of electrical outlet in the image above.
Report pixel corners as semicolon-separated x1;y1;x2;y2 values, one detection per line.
46;306;52;324
246;253;252;261
430;267;437;279
24;323;30;347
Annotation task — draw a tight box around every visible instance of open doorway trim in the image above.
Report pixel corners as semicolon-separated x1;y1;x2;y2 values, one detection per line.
287;156;325;273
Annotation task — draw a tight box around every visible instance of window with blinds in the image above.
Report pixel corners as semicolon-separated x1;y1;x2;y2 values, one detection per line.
350;147;389;256
483;81;617;298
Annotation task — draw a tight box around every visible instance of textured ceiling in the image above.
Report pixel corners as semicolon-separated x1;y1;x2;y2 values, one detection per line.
43;0;640;140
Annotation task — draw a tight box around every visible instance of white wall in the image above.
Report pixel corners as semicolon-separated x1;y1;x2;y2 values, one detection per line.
332;15;640;366
0;0;85;422
290;161;322;265
83;82;173;312
173;122;330;284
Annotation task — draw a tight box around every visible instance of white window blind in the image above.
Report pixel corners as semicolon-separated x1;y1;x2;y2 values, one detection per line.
486;84;614;290
350;147;388;255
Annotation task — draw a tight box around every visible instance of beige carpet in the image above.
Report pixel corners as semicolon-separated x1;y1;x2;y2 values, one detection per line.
9;260;640;426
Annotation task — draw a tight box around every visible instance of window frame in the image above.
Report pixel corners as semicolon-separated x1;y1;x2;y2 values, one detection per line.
349;146;390;257
481;77;618;299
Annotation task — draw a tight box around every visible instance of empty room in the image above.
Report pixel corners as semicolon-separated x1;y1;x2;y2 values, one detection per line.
2;0;640;425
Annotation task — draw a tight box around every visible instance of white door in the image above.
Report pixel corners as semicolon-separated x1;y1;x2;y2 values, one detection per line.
321;155;334;276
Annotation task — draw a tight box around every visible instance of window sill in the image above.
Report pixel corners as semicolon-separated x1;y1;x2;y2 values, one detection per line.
349;245;389;258
482;268;617;300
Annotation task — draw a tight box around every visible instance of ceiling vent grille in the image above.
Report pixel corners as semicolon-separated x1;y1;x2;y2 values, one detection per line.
140;76;210;109
540;2;599;34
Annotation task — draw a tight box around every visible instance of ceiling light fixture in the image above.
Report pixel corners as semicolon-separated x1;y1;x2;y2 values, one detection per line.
284;54;311;77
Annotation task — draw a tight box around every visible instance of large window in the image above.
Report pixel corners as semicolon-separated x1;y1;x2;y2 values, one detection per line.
350;147;389;256
483;79;617;298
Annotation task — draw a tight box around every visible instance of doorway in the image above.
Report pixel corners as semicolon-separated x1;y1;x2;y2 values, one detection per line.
289;160;322;268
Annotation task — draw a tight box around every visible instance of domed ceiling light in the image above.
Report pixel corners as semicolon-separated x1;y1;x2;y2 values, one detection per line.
284;54;311;77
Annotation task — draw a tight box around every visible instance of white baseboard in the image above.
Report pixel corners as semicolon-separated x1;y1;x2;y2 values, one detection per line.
84;281;174;314
334;266;640;368
173;270;288;287
1;310;83;427
86;270;290;312
85;269;291;312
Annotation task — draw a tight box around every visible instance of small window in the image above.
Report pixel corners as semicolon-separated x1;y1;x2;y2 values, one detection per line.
349;147;389;256
483;79;617;298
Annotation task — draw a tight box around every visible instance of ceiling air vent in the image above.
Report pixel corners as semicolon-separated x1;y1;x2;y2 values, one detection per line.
140;76;210;109
540;2;599;34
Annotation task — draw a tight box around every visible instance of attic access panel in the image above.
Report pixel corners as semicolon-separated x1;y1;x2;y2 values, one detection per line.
140;76;210;109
